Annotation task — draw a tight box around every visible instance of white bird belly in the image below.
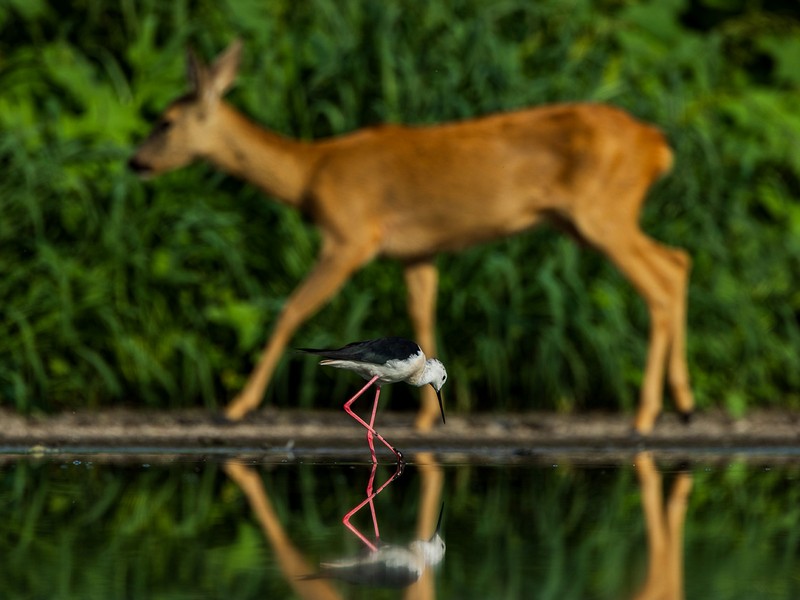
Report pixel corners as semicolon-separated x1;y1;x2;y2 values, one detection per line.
320;353;424;384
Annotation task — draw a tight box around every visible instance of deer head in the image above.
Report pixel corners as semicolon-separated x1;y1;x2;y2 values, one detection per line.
128;40;243;177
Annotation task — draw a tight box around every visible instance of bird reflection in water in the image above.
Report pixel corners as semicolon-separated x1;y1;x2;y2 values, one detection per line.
341;459;406;551
303;459;445;589
303;501;445;588
223;452;445;599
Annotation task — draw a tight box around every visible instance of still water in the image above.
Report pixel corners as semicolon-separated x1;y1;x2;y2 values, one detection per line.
2;450;799;599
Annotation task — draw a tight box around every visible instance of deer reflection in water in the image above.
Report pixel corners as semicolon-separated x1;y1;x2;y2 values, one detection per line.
632;452;693;600
223;452;445;598
223;452;690;598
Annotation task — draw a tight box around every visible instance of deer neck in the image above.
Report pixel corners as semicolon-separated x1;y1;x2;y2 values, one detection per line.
205;103;315;207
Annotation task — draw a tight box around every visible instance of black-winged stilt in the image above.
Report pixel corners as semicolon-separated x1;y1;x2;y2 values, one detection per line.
302;504;446;589
299;337;447;462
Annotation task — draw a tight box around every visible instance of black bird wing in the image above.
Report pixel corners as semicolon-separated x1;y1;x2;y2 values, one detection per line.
298;337;420;365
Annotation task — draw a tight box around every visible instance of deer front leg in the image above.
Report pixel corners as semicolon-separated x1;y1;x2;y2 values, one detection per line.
403;260;442;431
224;239;377;420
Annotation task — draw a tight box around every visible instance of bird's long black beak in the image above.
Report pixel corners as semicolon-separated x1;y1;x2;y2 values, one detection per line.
432;502;445;539
431;385;445;424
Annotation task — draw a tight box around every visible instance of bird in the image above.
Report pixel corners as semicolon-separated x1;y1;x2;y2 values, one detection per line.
301;504;446;589
299;337;447;462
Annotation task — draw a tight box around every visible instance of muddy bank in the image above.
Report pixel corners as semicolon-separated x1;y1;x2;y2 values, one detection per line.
1;407;798;458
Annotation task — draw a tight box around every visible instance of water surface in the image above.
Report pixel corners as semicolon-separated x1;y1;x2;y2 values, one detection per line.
2;450;799;599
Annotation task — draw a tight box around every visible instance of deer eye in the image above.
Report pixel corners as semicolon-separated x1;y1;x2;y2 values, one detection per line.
155;119;173;134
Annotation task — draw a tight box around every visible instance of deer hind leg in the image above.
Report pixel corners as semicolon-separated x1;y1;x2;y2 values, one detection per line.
403;260;442;431
668;252;693;420
580;222;692;433
224;239;377;420
640;242;694;421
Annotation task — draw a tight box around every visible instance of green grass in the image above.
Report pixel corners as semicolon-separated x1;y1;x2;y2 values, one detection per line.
1;0;799;414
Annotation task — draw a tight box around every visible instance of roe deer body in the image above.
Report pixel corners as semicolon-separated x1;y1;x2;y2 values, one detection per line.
129;40;694;433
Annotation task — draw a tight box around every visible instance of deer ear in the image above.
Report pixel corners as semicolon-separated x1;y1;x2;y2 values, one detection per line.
186;47;210;96
208;38;242;97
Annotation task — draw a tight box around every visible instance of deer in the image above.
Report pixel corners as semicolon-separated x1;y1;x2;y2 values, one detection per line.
128;39;694;434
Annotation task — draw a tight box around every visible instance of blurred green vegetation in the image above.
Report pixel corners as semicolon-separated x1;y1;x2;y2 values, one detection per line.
1;457;798;598
1;0;799;415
